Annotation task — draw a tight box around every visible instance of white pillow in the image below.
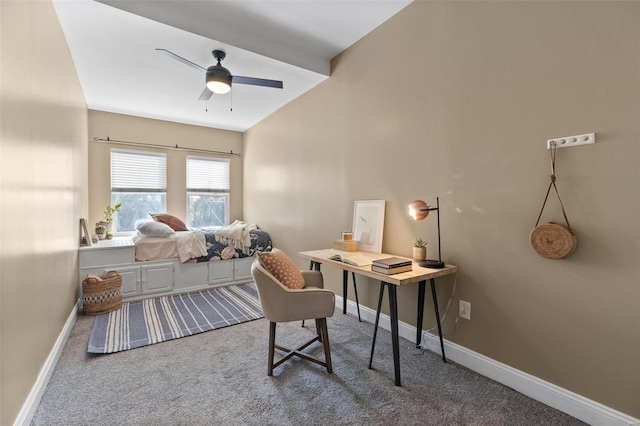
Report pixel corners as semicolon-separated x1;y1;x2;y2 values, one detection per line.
134;218;153;229
136;221;175;238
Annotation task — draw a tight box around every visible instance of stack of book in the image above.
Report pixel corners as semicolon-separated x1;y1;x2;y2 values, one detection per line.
371;257;413;275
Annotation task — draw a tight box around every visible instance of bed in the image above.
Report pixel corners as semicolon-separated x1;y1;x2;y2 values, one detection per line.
78;218;272;301
79;218;272;303
133;216;272;262
134;227;273;263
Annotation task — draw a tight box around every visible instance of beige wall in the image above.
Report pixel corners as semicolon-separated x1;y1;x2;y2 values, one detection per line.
88;111;243;229
0;1;88;424
244;1;640;418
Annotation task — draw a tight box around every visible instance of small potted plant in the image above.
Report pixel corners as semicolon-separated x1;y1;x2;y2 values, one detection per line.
98;203;122;233
105;231;115;240
95;225;107;240
104;203;121;223
412;237;427;262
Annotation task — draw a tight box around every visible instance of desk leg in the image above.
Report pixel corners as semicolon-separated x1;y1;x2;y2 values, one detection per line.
430;278;447;363
368;282;386;369
416;280;426;348
352;273;361;322
388;284;401;386
341;271;362;321
342;270;348;314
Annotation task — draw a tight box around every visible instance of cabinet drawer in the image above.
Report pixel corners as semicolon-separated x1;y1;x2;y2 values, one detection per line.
141;263;174;295
79;265;139;299
234;257;254;281
80;246;134;268
209;260;233;284
109;266;140;297
174;261;208;290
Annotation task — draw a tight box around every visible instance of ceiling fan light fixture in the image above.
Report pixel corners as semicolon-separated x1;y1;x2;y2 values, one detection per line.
206;66;232;94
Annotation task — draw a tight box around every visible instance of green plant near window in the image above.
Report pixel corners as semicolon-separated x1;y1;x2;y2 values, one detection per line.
104;203;122;223
413;237;428;248
95;225;106;234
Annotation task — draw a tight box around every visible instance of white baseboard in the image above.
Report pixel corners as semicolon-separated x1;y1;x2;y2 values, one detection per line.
13;304;78;426
335;296;639;426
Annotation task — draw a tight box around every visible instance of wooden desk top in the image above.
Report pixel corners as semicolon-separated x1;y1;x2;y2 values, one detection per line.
298;249;458;286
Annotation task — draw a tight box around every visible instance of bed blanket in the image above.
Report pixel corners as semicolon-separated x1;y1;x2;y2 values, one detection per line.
176;230;208;263
214;220;257;254
196;229;272;262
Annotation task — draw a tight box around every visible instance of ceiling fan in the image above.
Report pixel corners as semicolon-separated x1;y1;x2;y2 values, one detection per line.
156;48;284;101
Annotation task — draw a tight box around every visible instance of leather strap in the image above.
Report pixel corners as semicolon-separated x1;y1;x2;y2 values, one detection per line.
534;144;573;232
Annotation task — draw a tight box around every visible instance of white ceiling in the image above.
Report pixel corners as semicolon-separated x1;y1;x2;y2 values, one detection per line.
52;0;412;132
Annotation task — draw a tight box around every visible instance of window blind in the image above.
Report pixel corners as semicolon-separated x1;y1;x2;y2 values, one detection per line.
187;156;230;192
111;149;166;192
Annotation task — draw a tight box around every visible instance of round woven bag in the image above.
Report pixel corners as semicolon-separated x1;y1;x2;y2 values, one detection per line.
529;222;577;259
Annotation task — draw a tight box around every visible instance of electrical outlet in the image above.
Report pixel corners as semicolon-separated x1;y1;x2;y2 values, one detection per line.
459;300;471;320
547;132;595;149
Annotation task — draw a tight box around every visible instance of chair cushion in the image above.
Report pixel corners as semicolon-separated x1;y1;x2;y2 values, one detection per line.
256;249;305;289
150;213;189;231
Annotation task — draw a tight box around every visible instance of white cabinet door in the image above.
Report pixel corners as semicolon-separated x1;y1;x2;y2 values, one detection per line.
141;263;174;295
234;257;254;281
174;261;208;291
108;265;140;297
209;260;233;284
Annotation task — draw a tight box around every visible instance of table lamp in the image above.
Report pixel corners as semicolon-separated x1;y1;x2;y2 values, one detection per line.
408;197;445;268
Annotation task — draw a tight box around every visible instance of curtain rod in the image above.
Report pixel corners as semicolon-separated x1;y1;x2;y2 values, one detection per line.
92;137;242;157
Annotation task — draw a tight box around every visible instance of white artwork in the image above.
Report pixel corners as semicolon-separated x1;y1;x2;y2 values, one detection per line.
352;200;385;253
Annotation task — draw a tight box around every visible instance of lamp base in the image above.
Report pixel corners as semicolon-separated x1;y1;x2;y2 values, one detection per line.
419;259;445;269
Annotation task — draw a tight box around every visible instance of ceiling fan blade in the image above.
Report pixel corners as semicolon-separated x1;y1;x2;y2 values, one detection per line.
232;76;283;89
156;48;206;72
198;87;213;101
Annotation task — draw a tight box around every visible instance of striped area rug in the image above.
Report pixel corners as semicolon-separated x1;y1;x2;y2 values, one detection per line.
88;283;263;354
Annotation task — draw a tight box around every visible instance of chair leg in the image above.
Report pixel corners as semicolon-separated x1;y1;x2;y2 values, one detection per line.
320;318;333;373
268;321;276;376
268;319;332;375
315;318;322;342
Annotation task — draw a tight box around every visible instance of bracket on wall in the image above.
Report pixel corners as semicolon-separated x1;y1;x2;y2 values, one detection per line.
546;133;595;149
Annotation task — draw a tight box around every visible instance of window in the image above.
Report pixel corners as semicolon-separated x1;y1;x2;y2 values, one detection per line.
111;149;166;232
186;156;229;228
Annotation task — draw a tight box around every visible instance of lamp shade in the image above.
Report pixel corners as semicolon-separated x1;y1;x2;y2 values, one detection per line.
409;200;430;221
206;66;232;94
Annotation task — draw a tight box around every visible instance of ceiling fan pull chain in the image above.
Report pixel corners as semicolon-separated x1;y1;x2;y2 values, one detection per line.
230;90;233;112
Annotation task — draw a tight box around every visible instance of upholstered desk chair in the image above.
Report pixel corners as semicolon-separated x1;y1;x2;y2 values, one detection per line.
252;250;335;376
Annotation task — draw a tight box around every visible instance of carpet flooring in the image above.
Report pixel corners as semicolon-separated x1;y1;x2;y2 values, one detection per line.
32;306;585;425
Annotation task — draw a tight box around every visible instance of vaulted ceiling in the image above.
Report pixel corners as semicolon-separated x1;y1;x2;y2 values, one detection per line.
53;0;412;131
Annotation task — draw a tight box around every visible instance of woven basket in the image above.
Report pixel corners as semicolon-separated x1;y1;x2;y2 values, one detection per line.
82;271;122;315
529;223;577;260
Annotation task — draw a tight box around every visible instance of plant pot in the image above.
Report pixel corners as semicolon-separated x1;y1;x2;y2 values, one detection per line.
97;233;106;240
413;247;426;262
96;221;113;233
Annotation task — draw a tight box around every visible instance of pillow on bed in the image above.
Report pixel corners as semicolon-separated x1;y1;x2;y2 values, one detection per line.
150;213;189;231
256;248;305;290
136;221;175;238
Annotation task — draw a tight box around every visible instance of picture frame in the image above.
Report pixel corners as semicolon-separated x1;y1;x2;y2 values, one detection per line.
352;200;385;253
80;218;93;246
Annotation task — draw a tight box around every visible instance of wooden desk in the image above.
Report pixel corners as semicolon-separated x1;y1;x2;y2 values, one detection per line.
299;249;458;386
